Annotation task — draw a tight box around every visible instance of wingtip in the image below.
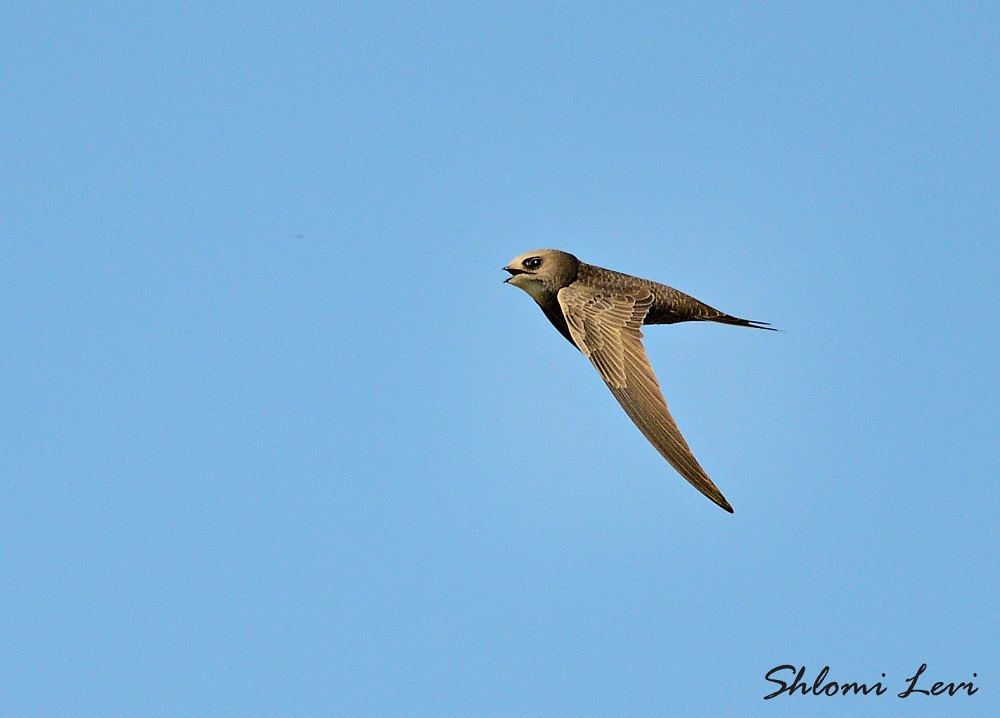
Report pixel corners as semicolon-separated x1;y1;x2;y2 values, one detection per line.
705;490;734;513
714;496;735;513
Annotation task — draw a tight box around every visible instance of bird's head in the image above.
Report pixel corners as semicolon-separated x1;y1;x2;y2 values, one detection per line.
503;249;579;302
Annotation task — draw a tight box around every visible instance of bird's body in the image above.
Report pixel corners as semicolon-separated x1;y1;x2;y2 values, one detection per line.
504;249;774;513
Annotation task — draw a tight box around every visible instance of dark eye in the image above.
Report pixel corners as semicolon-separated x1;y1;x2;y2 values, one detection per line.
523;256;543;270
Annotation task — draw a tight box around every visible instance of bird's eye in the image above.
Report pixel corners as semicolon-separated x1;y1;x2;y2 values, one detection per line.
523;257;543;270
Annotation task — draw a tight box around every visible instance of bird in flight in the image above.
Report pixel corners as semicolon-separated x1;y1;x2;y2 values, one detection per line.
503;249;775;512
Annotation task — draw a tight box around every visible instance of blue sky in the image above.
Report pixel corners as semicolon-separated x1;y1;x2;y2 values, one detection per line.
2;2;997;715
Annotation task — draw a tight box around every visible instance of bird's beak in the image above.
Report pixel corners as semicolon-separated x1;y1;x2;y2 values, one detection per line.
503;265;526;283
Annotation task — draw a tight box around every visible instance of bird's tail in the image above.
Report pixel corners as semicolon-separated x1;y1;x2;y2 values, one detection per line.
710;314;778;331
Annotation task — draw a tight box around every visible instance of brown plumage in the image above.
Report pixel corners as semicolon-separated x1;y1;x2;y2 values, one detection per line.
504;249;774;513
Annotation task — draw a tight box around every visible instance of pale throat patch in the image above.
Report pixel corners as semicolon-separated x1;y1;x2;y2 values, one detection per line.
519;279;549;303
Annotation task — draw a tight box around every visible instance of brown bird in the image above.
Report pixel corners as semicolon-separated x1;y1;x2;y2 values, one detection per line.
503;249;775;512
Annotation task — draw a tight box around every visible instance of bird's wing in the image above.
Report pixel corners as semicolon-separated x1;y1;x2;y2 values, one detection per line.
558;283;734;512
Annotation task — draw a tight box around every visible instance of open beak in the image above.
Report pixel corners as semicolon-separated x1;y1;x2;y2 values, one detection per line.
503;265;527;283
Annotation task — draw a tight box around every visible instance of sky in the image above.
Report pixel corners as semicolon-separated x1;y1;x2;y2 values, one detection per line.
1;2;997;716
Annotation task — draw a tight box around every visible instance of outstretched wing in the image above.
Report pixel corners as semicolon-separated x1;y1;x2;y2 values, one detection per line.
558;283;734;512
